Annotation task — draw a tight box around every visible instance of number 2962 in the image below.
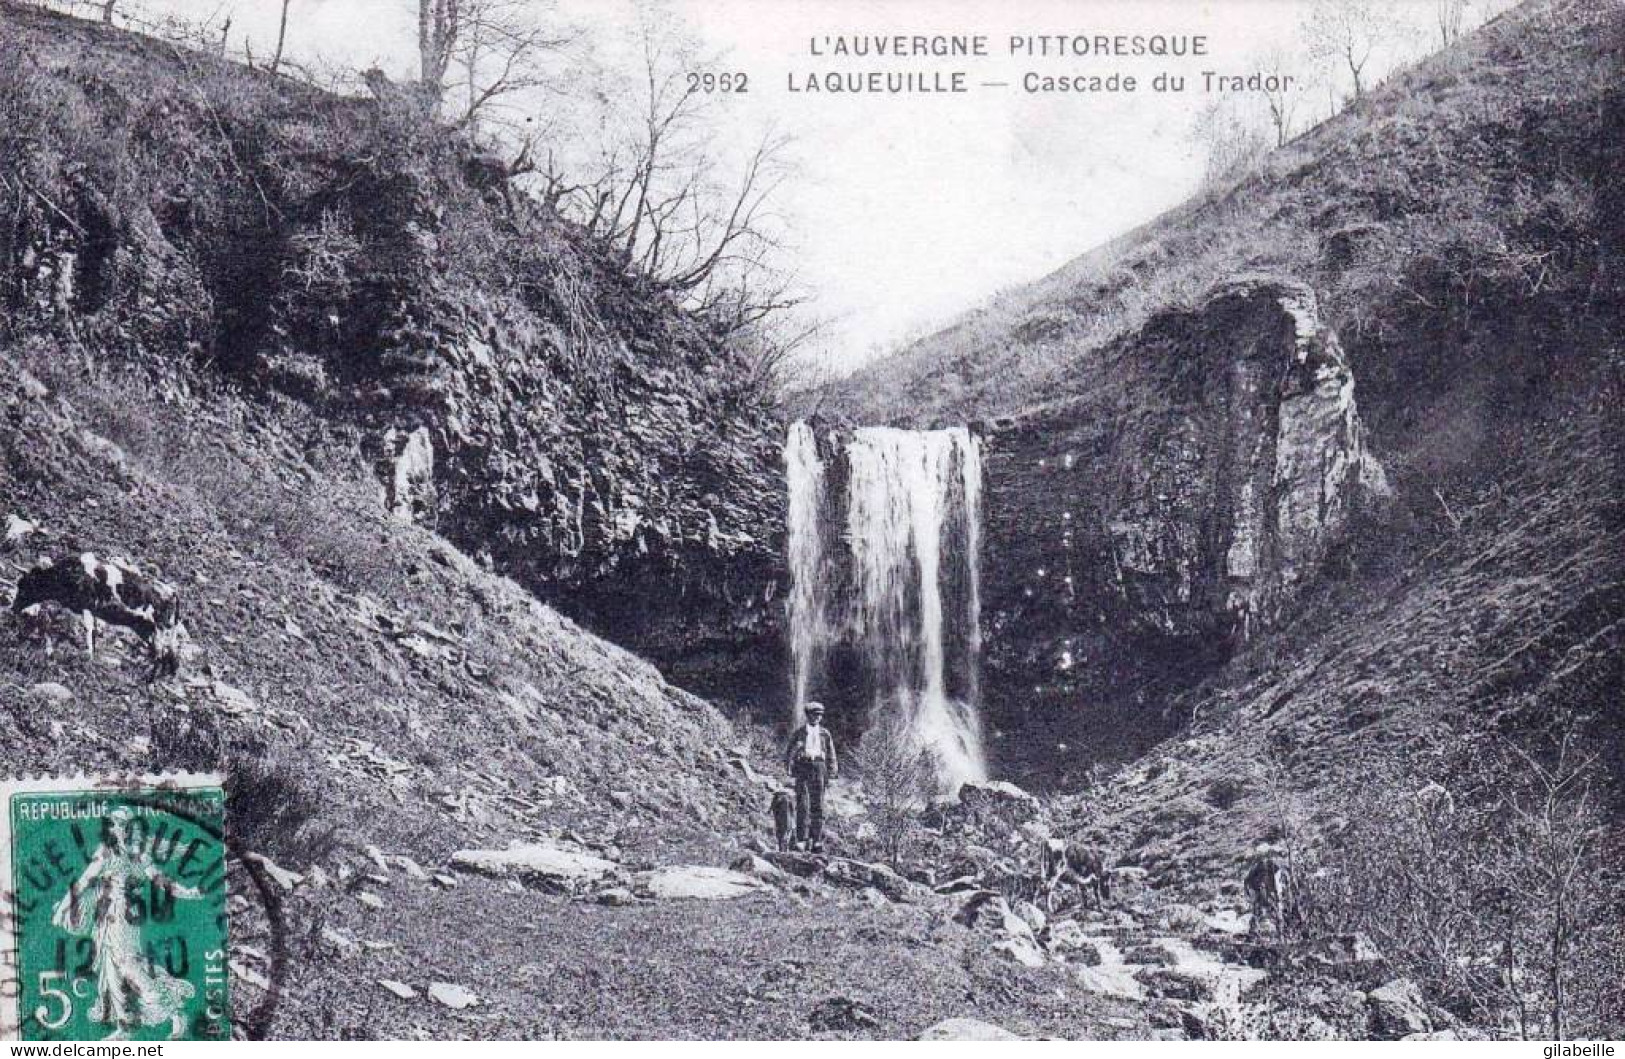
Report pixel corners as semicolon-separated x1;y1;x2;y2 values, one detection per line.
687;71;749;93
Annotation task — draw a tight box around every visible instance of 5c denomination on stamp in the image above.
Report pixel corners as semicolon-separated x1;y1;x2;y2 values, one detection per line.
0;773;230;1041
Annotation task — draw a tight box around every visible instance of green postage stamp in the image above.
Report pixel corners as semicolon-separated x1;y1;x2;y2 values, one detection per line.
0;774;231;1041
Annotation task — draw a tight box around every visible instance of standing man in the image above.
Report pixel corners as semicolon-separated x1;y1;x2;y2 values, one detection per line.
785;702;838;853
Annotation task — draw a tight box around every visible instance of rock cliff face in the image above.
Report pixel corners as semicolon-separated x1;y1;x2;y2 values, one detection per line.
978;278;1386;766
0;4;784;704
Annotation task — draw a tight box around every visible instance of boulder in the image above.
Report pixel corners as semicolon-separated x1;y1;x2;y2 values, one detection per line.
1044;920;1102;964
1153;902;1209;933
992;933;1047;969
730;853;790;882
450;840;617;891
808;996;879;1033
26;682;74;706
762;850;824;879
917;1017;1021;1041
1012;899;1047;935
956;891;1045;968
762;852;922;901
1367;978;1432;1039
634;865;768;900
1134;967;1214;1003
821;858;921;902
3;513;40;548
1074;963;1145;1001
382;426;436;524
1299;931;1385;973
958;780;1040;813
427;982;479;1010
1123;942;1179;966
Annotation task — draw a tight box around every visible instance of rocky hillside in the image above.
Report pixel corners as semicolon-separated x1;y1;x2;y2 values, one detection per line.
0;0;786;714
824;0;1624;782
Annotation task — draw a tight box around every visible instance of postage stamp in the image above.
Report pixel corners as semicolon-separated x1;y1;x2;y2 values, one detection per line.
0;774;231;1042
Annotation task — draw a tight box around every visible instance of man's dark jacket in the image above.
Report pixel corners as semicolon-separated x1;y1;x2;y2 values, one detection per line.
785;724;839;776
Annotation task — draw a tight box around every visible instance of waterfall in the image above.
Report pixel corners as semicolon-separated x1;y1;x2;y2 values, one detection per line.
785;422;988;790
785;421;826;725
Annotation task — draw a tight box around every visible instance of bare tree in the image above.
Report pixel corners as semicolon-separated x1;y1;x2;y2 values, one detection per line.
1293;721;1622;1040
1191;95;1270;190
417;0;461;102
1436;0;1469;46
269;0;292;75
855;719;941;866
446;0;574;133
412;0;572;130
1489;727;1611;1041
562;16;799;333
1254;45;1310;147
1304;0;1400;104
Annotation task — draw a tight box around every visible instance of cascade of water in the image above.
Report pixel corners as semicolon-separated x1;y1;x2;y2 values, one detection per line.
785;421;826;728
785;421;987;790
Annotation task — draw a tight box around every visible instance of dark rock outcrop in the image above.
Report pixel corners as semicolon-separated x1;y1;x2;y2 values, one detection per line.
0;3;785;710
979;278;1387;771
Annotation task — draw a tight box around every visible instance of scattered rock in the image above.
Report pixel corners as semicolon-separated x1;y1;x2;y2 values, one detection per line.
1011;899;1047;935
635;865;768;900
917;1017;1020;1041
356;892;386;910
378;979;417;1000
730;853;790;882
244;852;304;892
1047;925;1102;966
450;840;617;891
1298;931;1385;972
1123;942;1178;966
210;680;257;715
762;852;922;902
595;887;637;906
1367;978;1431;1039
821;858;920;902
956;891;1045;968
26;682;74;706
394;854;430;881
1153;903;1209;933
428;982;479;1010
958;780;1039;812
230;959;270;991
323;928;362;957
3;513;40;547
1134;967;1214;1003
931;874;983;895
382;426;436;524
808;996;879;1033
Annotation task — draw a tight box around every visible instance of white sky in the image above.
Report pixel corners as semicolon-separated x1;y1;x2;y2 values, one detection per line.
112;0;1477;372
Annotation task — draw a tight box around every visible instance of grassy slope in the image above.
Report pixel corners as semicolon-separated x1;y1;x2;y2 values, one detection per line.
826;0;1623;430
1075;408;1622;886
